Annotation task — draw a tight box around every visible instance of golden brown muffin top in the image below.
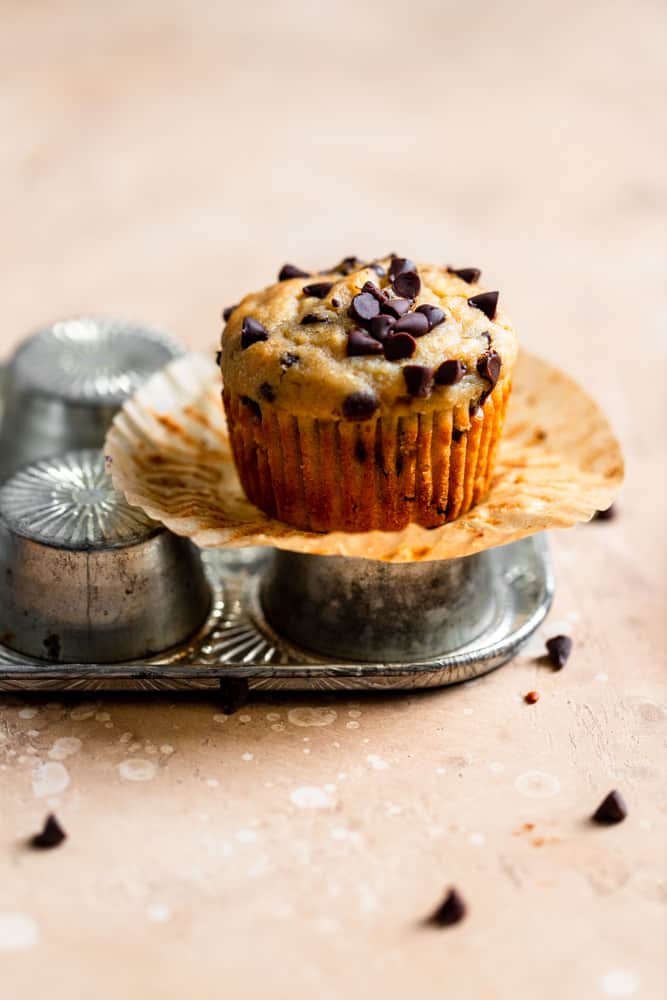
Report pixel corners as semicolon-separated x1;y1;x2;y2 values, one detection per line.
220;256;518;420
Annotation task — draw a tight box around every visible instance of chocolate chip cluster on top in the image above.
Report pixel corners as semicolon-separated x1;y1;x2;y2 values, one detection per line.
220;255;517;422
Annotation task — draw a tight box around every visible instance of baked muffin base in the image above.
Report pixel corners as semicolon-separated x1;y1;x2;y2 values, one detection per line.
223;377;511;533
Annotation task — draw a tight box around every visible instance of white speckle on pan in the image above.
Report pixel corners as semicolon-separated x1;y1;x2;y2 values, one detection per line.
18;707;38;719
0;913;40;951
330;826;362;845
358;883;378;914
48;737;82;761
366;754;389;771
386;802;402;816
489;761;505;773
514;770;561;798
236;829;258;844
212;714;228;724
32;762;69;797
287;707;338;728
160;745;174;755
239;714;251;723
241;752;254;761
435;766;446;774
303;748;311;754
315;917;339;934
595;673;609;682
346;721;360;730
118;759;157;782
69;702;99;721
348;710;362;719
119;732;133;743
599;969;640;997
271;723;285;732
290;786;335;809
205;778;219;788
146;903;170;923
337;772;347;781
95;712;111;722
469;832;486;846
638;818;651;830
463;708;474;716
323;783;336;793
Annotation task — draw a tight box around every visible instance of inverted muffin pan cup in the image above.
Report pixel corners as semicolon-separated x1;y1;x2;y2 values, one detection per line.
0;325;554;691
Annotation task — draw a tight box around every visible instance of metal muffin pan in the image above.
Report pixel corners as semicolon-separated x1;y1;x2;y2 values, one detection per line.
0;323;554;692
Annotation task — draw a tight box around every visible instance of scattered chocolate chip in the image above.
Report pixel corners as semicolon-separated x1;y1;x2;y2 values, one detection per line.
342;391;379;420
301;313;327;325
302;281;333;299
240;396;262;422
593;504;617;521
389;257;417;281
347;328;384;357
592;790;627;825
219;677;249;714
383;332;417;361
468;290;499;320
545;634;572;670
392;270;421;299
435;359;466;385
524;690;540;704
30;814;66;849
259;382;275;402
380;298;411;319
350;292;381;324
354;439;367;463
280;352;300;369
403;365;434;398
341;255;361;272
452;428;464;442
361;281;388;305
477;350;501;388
241;317;269;349
223;304;239;322
370;262;386;276
428;888;467;927
278;264;310;281
393;312;429;337
448;267;481;284
215;350;222;366
416;304;446;330
369;315;396;342
331;297;341;308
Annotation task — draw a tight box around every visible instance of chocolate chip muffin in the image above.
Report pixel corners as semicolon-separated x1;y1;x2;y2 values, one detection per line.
220;255;517;532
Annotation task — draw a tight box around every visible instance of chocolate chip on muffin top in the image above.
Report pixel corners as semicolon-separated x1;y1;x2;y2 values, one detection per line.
220;256;517;421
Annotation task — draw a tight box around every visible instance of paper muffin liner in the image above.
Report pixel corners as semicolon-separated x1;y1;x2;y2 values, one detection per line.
222;378;511;532
104;351;623;563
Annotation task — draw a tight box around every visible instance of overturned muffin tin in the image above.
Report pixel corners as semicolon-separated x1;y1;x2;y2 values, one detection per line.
0;324;554;692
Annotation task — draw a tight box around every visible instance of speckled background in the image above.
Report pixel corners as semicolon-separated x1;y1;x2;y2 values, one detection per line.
1;1;665;998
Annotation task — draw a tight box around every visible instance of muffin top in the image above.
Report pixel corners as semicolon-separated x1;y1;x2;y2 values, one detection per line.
220;256;518;421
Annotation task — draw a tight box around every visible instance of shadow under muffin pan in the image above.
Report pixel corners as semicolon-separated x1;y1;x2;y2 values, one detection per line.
0;324;554;691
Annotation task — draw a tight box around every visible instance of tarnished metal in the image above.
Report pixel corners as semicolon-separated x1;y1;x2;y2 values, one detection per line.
0;450;210;662
0;316;182;481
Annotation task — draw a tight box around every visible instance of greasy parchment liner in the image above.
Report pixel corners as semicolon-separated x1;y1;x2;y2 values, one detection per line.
104;352;623;563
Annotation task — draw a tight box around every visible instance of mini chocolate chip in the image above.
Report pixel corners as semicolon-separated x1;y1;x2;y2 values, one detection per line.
259;382;275;402
448;267;481;284
428;888;467;927
30;814;66;849
354;439;367;463
545;634;572;670
369;315;396;342
350;292;381;324
301;313;327;325
347;328;384;357
280;352;300;369
389;257;417;280
383;332;417;361
361;281;388;305
278;264;310;281
393;312;429;337
331;298;341;308
219;677;249;714
477;350;501;388
468;290;499;320
380;298;411;319
370;262;386;276
435;359;466;385
392;270;421;299
223;303;239;322
452;428;464;442
592;790;627;825
342;391;379;420
593;504;616;521
215;350;221;366
302;281;333;299
416;304;446;330
524;690;540;704
241;317;269;349
329;256;362;275
240;396;262;422
403;365;434;398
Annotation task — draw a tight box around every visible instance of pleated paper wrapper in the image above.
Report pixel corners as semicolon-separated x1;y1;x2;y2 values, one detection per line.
104;351;623;563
